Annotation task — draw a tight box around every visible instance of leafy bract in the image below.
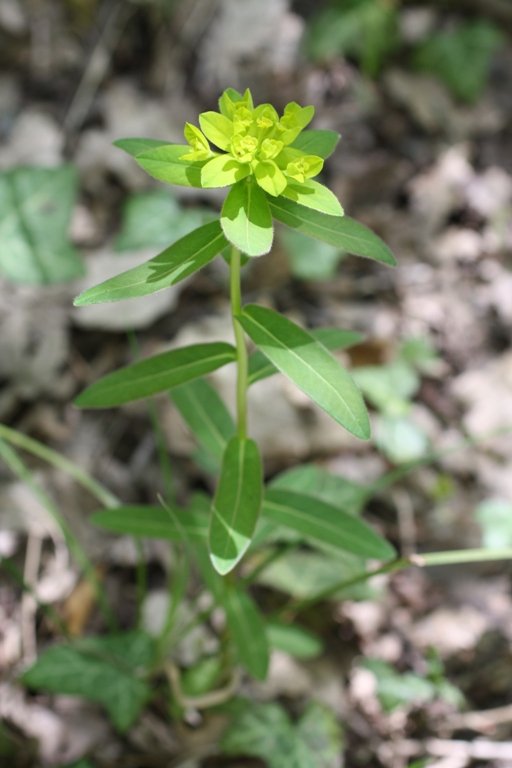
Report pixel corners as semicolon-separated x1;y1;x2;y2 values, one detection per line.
209;437;263;574
91;504;208;541
290;129;340;159
281;179;344;217
262;489;395;559
268;195;396;266
171;378;236;462
117;142;208;188
221;180;273;257
22;632;154;732
223;585;269;680
74;221;227;305
247;327;363;385
0;166;84;284
74;342;236;408
238;305;370;439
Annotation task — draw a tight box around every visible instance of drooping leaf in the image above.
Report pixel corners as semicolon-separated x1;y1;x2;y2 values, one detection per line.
170;377;236;462
290;129;341;159
238;305;370;439
22;632;154;732
74;342;236;408
281;180;344;217
0;166;84;284
268;195;396;266
263;489;395;559
248;327;363;386
122;143;208;188
91;504;208;541
266;620;323;659
209;437;263;574
115;190;215;251
223;585;269;680
221;179;273;257
74;221;227;306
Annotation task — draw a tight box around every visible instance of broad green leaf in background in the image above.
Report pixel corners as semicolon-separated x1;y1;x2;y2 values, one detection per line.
475;498;512;549
116;142;208;188
290;129;340;159
268;195;396;266
266;620;323;659
248;327;364;386
74;221;227;305
363;659;440;713
414;20;504;103
352;360;419;415
281;179;344;217
115;190;215;251
22;632;154;732
270;463;369;515
238;305;370;439
0;166;84;284
223;585;269;680
278;227;347;281
262;489;395;559
91;504;208;541
171;378;236;462
74;342;236;407
221;701;343;768
209;437;263;574
221;179;273;257
374;415;429;465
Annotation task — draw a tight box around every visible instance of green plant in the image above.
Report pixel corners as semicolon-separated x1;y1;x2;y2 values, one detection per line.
17;89;512;748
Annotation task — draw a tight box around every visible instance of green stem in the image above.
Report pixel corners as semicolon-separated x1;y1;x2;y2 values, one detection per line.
230;246;248;440
413;547;512;566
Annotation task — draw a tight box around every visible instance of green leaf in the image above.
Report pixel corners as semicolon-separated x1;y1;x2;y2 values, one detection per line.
201;154;250;188
270;463;368;515
113;137;172;156
374;415;429;464
170;378;236;462
22;632;154;732
223;585;269;680
0;166;84;284
199;111;234;150
266;620;323;658
75;342;236;408
248;327;363;386
74;221;227;306
280;226;345;281
290;129;341;159
263;489;395;559
209;437;263;574
281;180;344;217
238;305;370;439
91;504;208;541
363;659;437;713
115;190;215;251
221;179;273;257
268;196;396;266
475;498;512;549
129;143;208;188
295;701;344;768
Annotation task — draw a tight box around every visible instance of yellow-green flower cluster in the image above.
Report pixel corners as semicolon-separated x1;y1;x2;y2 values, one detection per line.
182;88;324;197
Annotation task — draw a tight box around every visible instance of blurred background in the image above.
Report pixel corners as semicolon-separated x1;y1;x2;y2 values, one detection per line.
1;1;512;766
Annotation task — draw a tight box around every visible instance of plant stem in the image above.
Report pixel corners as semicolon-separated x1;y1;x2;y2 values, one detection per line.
230;245;248;440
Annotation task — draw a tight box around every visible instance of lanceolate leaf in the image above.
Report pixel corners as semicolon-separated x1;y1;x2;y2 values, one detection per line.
223;585;269;680
268;196;396;266
290;129;341;159
91;505;208;541
74;221;227;306
209;437;263;574
262;489;395;559
238;305;370;439
170;378;236;462
114;138;174;157
221;180;273;257
75;343;236;408
281;180;344;217
120;143;208;188
248;327;363;386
